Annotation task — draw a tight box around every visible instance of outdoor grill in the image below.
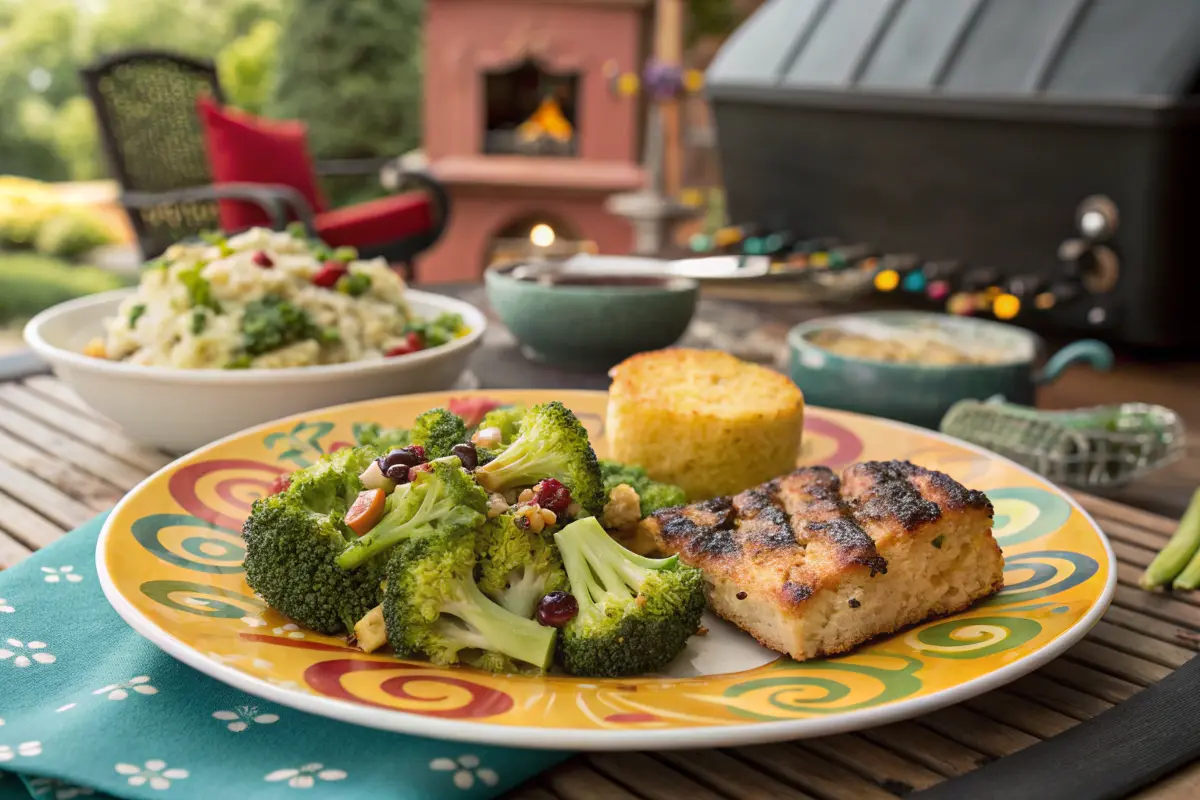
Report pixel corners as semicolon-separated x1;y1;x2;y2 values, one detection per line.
705;0;1200;347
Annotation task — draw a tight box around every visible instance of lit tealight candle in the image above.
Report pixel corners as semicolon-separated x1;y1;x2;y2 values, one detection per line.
874;269;900;292
902;271;926;292
947;293;975;315
993;293;1021;320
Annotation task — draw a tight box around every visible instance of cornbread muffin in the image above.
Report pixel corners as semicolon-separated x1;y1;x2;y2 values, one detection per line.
643;460;1004;660
607;349;805;500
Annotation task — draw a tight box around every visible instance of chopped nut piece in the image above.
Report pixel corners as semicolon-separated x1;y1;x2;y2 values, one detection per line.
602;483;642;530
514;504;545;533
566;501;582;518
539;508;557;526
696;625;709;636
353;605;388;653
471;426;503;449
518;488;535;504
486;493;509;519
635;594;647;608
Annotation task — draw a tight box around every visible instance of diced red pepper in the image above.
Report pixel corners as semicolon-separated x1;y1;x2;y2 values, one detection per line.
408;462;433;482
312;261;347;288
448;396;504;427
251;251;274;268
385;332;425;357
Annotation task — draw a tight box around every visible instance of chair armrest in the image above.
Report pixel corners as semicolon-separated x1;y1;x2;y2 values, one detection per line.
378;159;451;248
122;183;316;233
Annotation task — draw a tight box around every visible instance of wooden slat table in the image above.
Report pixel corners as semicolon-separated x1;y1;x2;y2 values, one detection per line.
0;372;1196;798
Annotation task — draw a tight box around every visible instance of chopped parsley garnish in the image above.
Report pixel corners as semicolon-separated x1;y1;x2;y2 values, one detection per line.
336;272;372;297
190;308;208;335
128;303;146;329
178;264;222;313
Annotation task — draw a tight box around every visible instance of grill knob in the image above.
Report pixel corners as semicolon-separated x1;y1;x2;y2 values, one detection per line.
1076;195;1118;242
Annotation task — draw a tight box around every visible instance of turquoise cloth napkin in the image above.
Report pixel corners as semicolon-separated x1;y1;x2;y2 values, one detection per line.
0;514;570;800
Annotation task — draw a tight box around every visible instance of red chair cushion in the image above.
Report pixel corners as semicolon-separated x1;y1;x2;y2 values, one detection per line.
315;192;433;249
196;96;328;231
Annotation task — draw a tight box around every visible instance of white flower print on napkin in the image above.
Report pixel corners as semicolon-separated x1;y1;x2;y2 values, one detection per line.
114;760;189;790
264;763;347;789
93;675;158;701
0;741;42;762
0;597;14;613
212;706;279;732
40;566;82;584
430;754;499;790
0;638;55;667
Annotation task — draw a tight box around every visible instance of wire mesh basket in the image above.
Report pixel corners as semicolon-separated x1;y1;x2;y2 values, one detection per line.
939;398;1187;490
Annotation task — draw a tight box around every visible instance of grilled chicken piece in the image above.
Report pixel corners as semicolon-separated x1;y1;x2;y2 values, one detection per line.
642;461;1005;661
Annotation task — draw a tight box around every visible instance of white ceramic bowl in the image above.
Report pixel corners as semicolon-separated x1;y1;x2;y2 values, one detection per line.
24;288;487;454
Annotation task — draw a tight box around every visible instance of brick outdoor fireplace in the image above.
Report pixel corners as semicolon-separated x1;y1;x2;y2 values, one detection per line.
417;0;648;282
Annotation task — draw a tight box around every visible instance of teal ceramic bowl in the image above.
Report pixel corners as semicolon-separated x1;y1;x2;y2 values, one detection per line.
787;311;1114;430
485;265;699;368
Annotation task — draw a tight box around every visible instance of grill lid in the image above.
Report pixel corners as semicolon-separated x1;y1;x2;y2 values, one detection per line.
708;0;1200;118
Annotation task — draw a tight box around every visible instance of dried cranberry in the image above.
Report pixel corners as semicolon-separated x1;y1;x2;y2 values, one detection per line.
408;462;433;482
407;445;427;462
536;591;579;627
251;251;274;267
451;442;478;471
534;478;572;515
312;261;347;288
385;344;417;357
268;475;291;495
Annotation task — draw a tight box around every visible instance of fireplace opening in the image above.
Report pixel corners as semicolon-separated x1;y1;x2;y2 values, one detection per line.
486;213;595;266
483;59;579;157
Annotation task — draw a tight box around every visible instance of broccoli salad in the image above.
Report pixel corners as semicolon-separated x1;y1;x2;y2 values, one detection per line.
87;225;467;369
242;399;704;677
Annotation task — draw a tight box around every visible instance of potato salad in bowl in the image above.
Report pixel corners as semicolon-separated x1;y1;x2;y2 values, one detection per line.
89;226;467;370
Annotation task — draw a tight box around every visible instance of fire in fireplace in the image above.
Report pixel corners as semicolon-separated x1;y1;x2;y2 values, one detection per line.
483;59;579;157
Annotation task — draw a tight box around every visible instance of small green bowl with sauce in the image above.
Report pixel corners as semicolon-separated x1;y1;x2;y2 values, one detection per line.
787;311;1115;429
485;262;699;368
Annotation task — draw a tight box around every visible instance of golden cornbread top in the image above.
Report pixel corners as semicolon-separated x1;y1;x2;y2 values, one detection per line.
609;349;804;419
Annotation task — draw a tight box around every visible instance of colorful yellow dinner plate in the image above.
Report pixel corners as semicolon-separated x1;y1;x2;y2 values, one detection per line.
97;390;1115;750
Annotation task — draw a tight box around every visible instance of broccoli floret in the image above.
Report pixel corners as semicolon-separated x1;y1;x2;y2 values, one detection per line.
600;459;688;516
240;294;335;356
335;457;487;570
409;408;468;459
478;405;526;446
382;531;557;672
474;402;603;517
242;446;386;635
475;514;567;618
353;421;410;450
554;517;706;677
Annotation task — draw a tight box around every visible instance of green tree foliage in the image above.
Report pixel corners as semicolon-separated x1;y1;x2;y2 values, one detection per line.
270;0;423;203
0;0;285;181
217;19;284;115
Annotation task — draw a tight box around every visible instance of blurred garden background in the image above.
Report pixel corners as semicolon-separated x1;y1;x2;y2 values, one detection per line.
0;0;749;353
